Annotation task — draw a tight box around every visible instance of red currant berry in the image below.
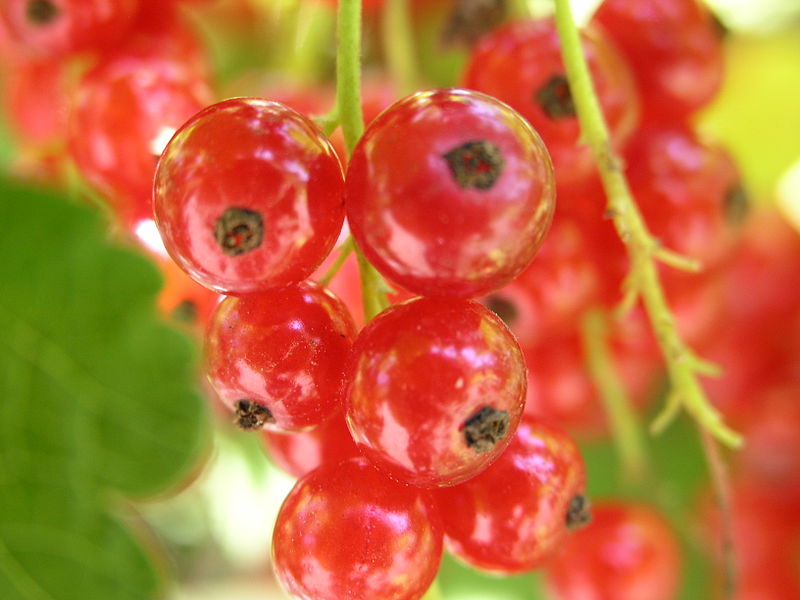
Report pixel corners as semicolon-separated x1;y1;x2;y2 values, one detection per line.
346;88;555;298
593;0;724;120
546;502;681;600
4;56;68;147
272;457;443;600
205;281;356;432
69;52;211;230
463;19;639;186
262;411;360;478
156;256;221;331
435;416;588;573
154;98;346;294
0;0;139;56
347;297;527;487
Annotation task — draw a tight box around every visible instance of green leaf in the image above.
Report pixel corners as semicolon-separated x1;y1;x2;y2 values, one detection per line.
0;179;210;599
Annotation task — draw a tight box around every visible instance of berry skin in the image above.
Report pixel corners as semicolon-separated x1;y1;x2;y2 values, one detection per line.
205;281;357;432
69;50;211;230
345;88;555;299
262;410;360;478
593;0;724;120
0;0;139;56
346;297;527;488
272;457;443;600
546;502;681;600
435;416;587;573
154;98;346;294
462;19;639;186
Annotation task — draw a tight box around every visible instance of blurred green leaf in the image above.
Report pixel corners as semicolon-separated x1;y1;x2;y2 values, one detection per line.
0;179;210;599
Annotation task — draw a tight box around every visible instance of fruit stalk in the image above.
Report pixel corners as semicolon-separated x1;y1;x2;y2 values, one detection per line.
552;0;741;448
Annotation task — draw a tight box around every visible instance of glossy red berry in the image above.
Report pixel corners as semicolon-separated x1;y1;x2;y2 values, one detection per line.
0;0;139;56
346;88;555;299
272;457;443;600
69;51;211;229
347;297;527;487
463;19;639;186
4;56;68;146
546;502;681;600
205;281;356;432
262;411;360;478
435;416;588;573
154;98;346;294
593;0;724;119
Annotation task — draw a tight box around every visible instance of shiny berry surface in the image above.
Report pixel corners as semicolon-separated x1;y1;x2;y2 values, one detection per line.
463;19;639;186
154;98;346;294
205;281;356;432
594;0;724;119
345;88;555;299
0;0;139;56
547;502;682;600
272;457;443;600
262;411;360;478
346;297;527;487
69;52;211;229
435;416;587;573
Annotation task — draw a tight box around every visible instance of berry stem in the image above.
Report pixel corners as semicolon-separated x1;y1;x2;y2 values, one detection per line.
699;426;738;599
335;0;390;321
552;0;741;448
319;236;354;286
382;0;421;95
581;309;649;482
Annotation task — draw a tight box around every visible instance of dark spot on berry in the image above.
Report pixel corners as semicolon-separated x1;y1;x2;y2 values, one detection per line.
535;74;576;120
443;140;504;190
441;0;506;47
171;300;198;324
234;400;275;431
484;294;518;327
215;207;264;256
724;182;749;224
26;0;59;25
463;406;509;453
566;494;591;530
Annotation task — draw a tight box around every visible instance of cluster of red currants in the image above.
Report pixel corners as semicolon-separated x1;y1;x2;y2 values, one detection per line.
2;0;799;599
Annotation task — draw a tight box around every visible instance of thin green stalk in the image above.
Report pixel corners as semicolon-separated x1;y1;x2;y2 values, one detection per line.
552;0;741;448
581;310;649;482
319;236;354;287
335;0;389;321
382;0;421;95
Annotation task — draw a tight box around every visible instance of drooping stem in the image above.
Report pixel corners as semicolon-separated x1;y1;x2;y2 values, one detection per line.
552;0;741;448
581;309;649;482
699;426;738;599
382;0;421;95
335;0;390;320
319;236;354;286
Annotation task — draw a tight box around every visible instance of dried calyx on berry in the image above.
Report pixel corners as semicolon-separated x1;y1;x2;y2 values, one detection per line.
234;399;275;430
566;494;592;530
443;140;504;190
26;0;59;25
463;406;509;453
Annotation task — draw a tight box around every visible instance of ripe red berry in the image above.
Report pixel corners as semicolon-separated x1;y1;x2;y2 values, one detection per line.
345;88;555;298
69;51;211;229
463;18;639;186
0;0;139;56
435;416;588;573
272;457;443;600
153;98;346;294
546;502;682;600
593;0;724;120
262;411;360;478
205;281;356;432
346;297;527;487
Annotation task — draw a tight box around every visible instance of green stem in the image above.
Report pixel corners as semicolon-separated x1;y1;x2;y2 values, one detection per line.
335;0;389;321
581;309;649;482
381;0;421;95
552;0;741;448
319;236;354;287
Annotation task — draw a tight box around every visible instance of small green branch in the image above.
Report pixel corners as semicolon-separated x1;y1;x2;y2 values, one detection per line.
581;309;649;482
382;0;421;95
552;0;740;448
319;236;354;287
335;0;389;321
